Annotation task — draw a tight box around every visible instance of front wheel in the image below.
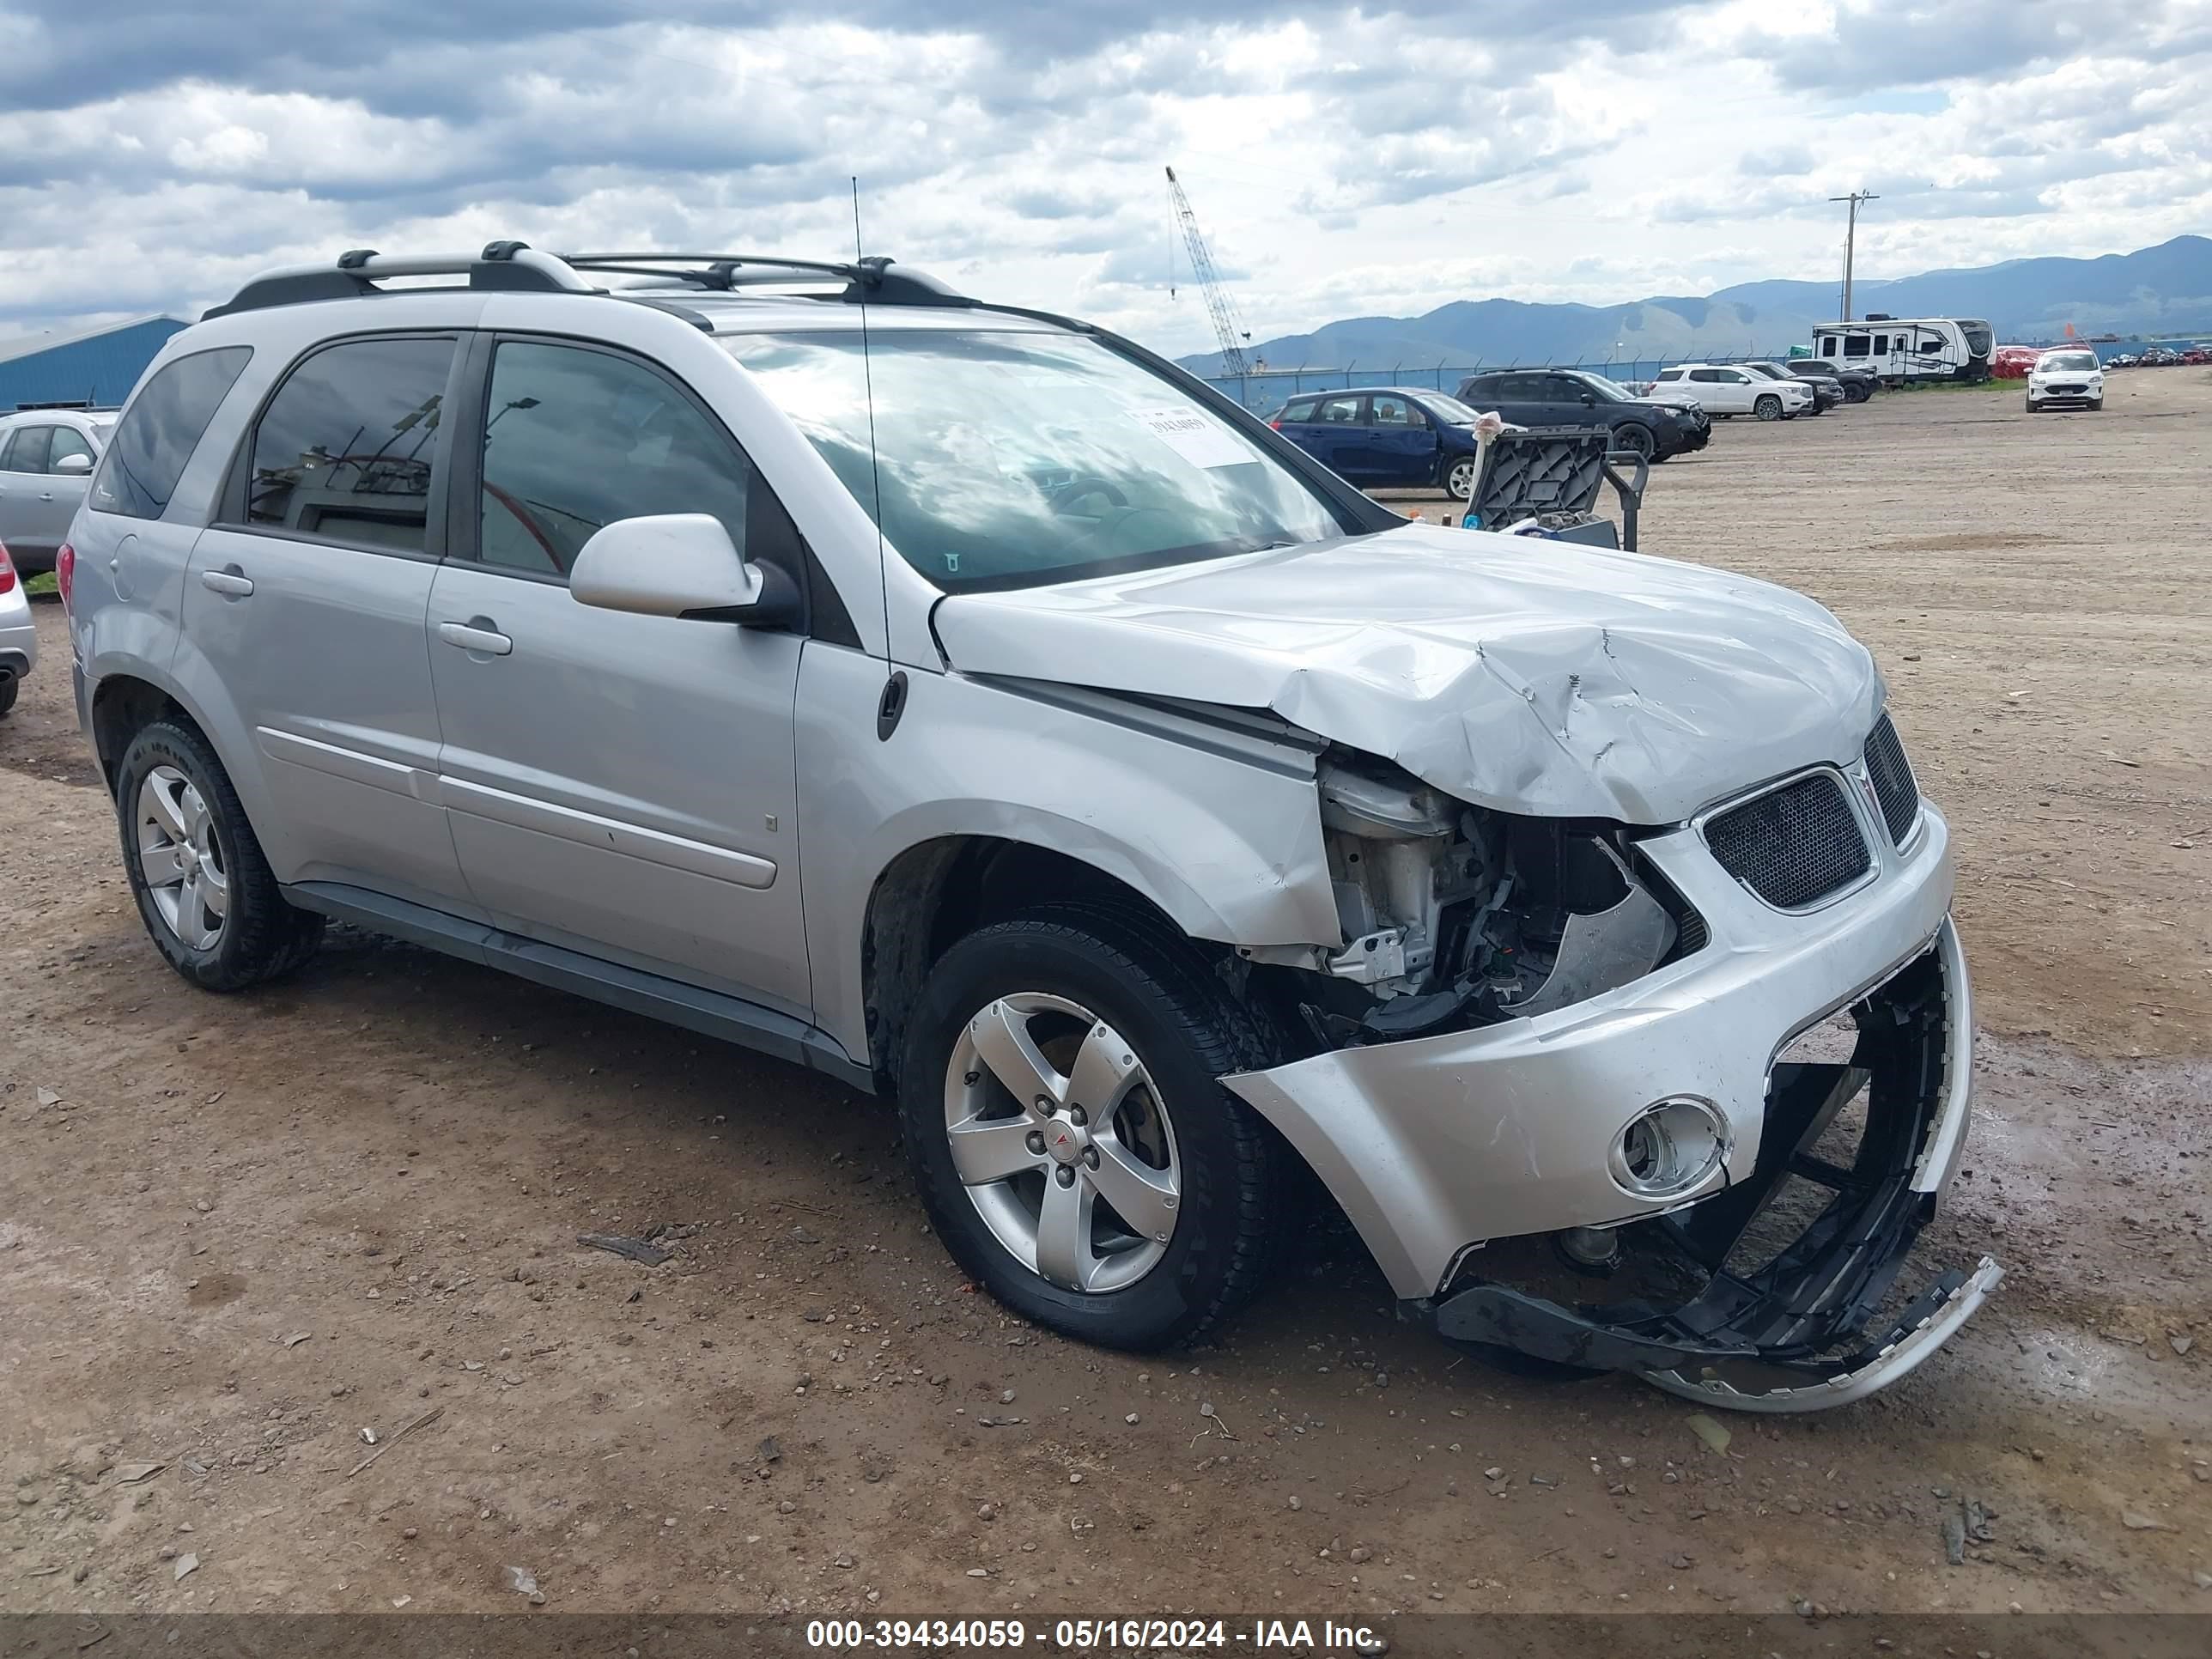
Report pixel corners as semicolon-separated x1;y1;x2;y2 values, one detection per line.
116;720;325;991
897;906;1284;1351
1753;395;1783;421
1612;423;1655;462
1442;454;1478;501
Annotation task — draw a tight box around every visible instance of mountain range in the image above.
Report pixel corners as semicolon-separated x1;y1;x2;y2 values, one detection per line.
1175;235;2212;374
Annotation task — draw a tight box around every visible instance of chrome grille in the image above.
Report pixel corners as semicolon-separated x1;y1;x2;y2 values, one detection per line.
1863;714;1920;845
1705;773;1871;909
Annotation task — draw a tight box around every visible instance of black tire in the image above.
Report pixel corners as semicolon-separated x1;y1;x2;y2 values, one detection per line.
897;903;1285;1351
1612;423;1655;461
1753;394;1782;422
1440;453;1478;501
1846;381;1870;403
0;674;17;718
115;720;324;992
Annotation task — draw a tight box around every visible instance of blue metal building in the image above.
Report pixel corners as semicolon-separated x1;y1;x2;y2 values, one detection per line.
0;315;188;410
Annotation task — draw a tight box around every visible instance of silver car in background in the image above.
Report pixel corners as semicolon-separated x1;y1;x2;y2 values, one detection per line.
0;535;34;716
0;405;114;575
64;243;1996;1410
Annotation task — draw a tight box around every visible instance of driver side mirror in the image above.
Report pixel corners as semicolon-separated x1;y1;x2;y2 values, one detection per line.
1578;392;1595;406
569;513;801;629
53;452;93;475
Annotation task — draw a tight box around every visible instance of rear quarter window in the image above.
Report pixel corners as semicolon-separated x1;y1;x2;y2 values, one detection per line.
92;346;253;520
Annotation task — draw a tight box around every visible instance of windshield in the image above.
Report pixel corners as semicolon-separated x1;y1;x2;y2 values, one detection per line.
1418;392;1483;423
1570;373;1638;402
1962;322;1993;355
723;331;1352;592
2039;350;2099;372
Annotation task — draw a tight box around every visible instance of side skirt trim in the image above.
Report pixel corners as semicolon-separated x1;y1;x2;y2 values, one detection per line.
282;879;874;1094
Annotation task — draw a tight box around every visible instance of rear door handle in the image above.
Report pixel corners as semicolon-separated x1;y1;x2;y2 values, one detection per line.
438;619;513;656
199;568;254;598
38;491;55;502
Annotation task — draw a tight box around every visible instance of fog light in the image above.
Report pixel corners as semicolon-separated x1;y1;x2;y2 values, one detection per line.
1608;1097;1728;1200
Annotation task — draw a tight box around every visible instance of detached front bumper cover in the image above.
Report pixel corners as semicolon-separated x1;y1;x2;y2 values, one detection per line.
1431;937;2000;1411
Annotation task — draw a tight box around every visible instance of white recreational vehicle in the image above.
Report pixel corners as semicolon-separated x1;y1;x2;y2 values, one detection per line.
1808;317;1994;384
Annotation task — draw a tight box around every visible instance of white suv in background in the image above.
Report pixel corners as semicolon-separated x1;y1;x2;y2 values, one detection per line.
1649;364;1813;421
2025;349;2104;412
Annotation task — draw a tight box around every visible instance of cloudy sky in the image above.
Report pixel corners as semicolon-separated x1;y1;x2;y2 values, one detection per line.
1;0;2206;354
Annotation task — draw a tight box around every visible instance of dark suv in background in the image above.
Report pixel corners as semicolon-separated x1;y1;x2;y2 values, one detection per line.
1455;368;1709;462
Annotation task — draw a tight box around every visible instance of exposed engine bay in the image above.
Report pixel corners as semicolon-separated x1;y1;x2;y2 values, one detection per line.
1243;748;1695;1045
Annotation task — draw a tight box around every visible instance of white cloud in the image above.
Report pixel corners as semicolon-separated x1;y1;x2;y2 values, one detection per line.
0;0;2204;354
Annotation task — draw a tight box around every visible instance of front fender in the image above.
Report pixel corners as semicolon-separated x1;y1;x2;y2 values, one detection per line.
796;647;1337;1064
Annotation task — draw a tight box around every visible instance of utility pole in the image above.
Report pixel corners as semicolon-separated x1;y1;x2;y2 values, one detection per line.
1828;191;1879;321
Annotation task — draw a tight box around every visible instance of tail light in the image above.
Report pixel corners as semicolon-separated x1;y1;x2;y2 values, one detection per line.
55;541;75;608
0;541;15;596
1267;418;1281;429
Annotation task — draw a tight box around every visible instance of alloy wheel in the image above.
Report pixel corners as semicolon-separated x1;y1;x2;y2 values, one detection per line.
137;764;228;950
942;992;1182;1293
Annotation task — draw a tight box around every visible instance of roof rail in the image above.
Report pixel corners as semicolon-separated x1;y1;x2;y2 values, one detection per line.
202;242;974;322
203;242;600;320
560;252;973;308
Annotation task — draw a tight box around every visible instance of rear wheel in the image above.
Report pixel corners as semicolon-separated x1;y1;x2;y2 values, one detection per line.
116;720;324;991
897;905;1284;1351
1753;394;1783;421
0;674;16;718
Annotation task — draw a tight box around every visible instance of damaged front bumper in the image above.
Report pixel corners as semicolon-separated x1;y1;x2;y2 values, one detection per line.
1224;800;1997;1410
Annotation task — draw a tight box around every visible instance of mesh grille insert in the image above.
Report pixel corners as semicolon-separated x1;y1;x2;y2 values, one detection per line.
1705;773;1871;909
1863;714;1920;845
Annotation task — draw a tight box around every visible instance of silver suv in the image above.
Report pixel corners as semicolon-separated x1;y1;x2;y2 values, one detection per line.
65;244;1996;1409
0;404;115;574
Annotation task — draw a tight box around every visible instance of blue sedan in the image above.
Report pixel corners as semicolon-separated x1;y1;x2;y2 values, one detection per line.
1268;386;1488;498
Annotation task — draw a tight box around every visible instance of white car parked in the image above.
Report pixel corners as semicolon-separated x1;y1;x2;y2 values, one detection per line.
2025;349;2104;412
1649;364;1813;421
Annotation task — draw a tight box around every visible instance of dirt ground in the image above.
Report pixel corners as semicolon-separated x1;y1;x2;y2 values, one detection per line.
3;372;2208;1634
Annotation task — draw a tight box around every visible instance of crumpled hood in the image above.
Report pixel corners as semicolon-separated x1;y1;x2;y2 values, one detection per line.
930;523;1883;823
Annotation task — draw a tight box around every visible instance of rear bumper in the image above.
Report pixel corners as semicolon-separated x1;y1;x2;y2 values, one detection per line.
0;616;35;683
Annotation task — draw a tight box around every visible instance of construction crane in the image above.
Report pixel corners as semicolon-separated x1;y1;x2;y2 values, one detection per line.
1166;166;1252;378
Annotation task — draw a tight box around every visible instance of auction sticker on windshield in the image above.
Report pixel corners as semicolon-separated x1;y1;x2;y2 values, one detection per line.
1127;404;1251;468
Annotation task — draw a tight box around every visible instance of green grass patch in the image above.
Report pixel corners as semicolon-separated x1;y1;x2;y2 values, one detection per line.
24;571;58;596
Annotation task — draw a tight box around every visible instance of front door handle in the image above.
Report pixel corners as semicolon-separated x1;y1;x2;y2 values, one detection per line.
199;567;254;598
438;618;513;656
38;491;56;502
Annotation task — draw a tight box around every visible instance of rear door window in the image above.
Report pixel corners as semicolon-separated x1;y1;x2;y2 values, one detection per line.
245;337;456;552
93;346;253;520
1312;396;1361;423
1;426;51;473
